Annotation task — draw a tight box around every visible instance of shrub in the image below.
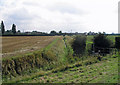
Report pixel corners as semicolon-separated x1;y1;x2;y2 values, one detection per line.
93;34;112;54
115;37;120;50
71;35;86;55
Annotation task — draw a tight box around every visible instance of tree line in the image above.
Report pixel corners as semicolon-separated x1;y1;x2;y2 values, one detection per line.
0;21;68;36
0;21;119;36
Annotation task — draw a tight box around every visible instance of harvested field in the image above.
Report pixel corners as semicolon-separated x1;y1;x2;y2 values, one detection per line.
2;36;60;57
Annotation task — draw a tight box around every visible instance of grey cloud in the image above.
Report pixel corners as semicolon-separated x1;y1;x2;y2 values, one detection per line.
48;3;86;15
23;1;40;7
8;8;33;21
23;1;87;15
3;8;36;30
0;0;4;6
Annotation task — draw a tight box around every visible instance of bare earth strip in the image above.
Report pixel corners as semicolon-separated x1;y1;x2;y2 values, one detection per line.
1;36;60;57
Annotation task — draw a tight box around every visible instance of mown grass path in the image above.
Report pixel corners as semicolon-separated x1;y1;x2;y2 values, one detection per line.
17;56;118;83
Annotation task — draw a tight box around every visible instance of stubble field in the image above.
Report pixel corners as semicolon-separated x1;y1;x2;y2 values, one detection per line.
2;36;60;57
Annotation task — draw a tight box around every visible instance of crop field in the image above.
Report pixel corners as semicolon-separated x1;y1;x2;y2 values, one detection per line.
2;36;60;57
1;35;119;84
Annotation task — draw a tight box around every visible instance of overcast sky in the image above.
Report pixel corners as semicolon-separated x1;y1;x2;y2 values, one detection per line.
0;0;119;33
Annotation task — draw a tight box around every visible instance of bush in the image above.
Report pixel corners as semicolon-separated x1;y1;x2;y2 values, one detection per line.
115;37;120;50
71;35;86;55
93;34;112;54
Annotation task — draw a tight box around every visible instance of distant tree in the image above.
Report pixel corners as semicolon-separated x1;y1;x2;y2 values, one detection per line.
6;30;12;33
59;31;62;34
98;32;101;34
5;30;12;35
32;31;37;33
12;24;16;34
93;34;112;54
18;30;21;33
103;32;106;34
6;30;10;32
71;35;86;55
0;21;5;34
50;30;57;35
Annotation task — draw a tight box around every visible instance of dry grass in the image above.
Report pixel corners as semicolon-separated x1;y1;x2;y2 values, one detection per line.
2;36;60;57
2;36;64;79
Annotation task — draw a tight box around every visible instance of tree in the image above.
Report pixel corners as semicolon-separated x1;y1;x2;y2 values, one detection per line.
0;21;5;34
18;30;21;33
6;30;12;34
103;32;106;34
50;30;57;35
58;31;62;35
59;31;62;34
12;24;16;34
93;34;112;54
71;35;86;55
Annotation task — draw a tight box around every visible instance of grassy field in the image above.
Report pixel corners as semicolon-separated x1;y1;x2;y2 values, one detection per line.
3;53;118;83
1;35;119;83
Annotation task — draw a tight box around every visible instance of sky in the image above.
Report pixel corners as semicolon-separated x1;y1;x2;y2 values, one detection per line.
0;0;119;33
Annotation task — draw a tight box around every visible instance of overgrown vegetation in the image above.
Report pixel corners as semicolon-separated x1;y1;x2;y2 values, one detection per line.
2;35;119;83
93;34;112;54
4;51;118;83
71;35;86;56
115;37;120;50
